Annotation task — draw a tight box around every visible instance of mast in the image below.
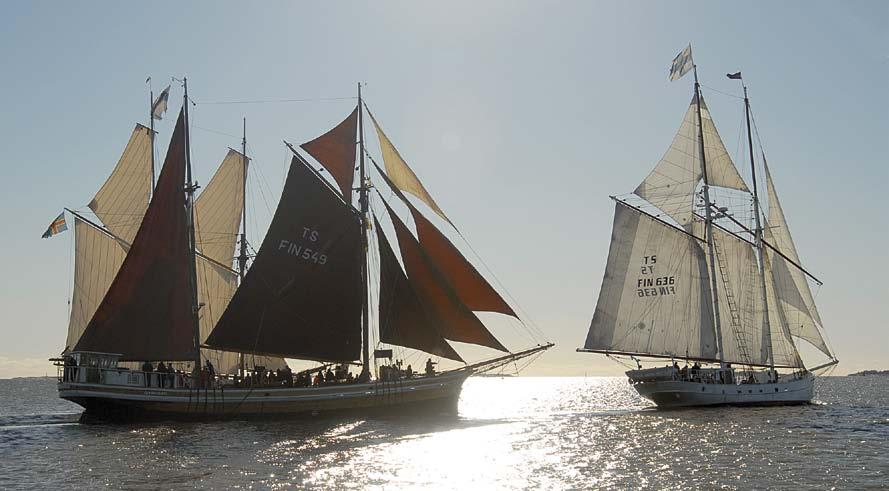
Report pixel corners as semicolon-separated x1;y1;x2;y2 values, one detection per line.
148;86;156;198
693;66;725;364
238;117;249;376
358;83;371;380
741;81;774;369
182;77;202;374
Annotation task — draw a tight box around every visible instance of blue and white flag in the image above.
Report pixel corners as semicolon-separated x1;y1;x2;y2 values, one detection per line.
152;85;171;120
669;44;694;82
41;212;67;238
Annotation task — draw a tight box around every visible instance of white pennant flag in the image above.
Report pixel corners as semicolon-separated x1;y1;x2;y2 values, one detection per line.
669;44;694;82
152;85;171;120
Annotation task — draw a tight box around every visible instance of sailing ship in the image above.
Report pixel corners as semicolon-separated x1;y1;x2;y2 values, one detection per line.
48;80;551;421
578;49;837;408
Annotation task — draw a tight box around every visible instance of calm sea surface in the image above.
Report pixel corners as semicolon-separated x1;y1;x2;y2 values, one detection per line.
0;376;886;489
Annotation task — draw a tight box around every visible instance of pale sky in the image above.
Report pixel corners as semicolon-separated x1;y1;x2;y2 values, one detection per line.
1;1;886;378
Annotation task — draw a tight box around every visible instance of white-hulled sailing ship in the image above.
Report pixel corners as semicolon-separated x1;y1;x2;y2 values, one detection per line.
578;47;837;408
47;81;551;421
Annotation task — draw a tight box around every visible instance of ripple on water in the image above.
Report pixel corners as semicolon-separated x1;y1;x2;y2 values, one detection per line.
0;376;886;489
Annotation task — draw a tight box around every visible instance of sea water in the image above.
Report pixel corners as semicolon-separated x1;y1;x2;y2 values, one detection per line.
0;376;886;489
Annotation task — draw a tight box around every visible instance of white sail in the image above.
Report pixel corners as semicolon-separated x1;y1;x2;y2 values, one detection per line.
763;251;805;368
193;149;286;373
584;203;718;359
763;161;831;358
194;149;247;265
707;227;769;365
65;217;129;352
88;124;153;244
634;95;748;226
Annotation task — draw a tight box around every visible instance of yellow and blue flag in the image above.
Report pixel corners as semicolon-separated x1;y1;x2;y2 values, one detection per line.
41;212;67;238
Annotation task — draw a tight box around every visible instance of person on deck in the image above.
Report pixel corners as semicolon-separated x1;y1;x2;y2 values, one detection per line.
691;362;700;381
405;365;413;378
142;361;154;387
425;358;436;377
157;362;168;388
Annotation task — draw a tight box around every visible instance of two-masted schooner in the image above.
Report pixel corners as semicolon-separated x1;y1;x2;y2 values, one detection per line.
47;80;551;421
578;47;837;408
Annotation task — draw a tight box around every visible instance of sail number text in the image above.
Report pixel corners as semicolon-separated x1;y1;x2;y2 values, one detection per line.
637;255;676;297
278;227;328;265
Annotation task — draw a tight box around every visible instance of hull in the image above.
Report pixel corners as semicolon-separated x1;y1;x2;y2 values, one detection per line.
60;370;470;422
631;373;814;408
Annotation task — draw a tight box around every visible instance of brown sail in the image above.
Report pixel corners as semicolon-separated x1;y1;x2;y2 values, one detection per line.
374;162;516;317
205;157;363;362
74;109;195;361
381;199;507;352
300;106;358;199
375;217;463;362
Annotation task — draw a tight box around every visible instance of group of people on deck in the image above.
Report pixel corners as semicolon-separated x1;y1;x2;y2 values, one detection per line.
378;358;437;381
141;361;186;388
671;360;781;385
80;356;444;389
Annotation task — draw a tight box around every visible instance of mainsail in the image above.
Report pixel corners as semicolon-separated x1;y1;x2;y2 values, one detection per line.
75;110;195;361
584;202;717;360
634;94;748;226
205;157;363;362
375;218;463;361
88;124;153;244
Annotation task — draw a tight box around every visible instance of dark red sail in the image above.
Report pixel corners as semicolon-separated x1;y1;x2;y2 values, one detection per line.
381;199;507;352
74;109;195;361
300;106;358;199
205;157;363;362
375;218;463;361
373;162;516;317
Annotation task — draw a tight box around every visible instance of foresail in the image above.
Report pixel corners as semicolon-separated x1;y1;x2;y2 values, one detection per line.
205;157;363;362
88;124;153;244
75;110;195;361
368;110;453;226
300;106;358;199
373;162;516;317
66;217;128;352
194;149;247;265
584;203;717;359
634;94;748;226
375;218;463;361
763;161;830;358
381;199;507;352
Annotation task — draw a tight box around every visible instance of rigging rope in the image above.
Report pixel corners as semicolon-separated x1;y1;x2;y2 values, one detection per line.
194;96;357;106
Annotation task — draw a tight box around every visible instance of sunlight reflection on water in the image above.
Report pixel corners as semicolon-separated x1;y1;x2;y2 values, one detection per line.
0;376;886;489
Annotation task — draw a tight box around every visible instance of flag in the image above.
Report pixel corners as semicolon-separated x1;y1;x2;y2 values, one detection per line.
669;44;694;82
152;85;171;120
726;71;742;80
41;212;67;238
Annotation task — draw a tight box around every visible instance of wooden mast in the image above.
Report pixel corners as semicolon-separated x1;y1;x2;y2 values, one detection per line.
182;77;202;375
357;83;371;381
693;65;725;364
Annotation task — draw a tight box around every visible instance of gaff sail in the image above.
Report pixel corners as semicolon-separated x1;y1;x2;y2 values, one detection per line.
205;157;363;362
75;110;195;361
